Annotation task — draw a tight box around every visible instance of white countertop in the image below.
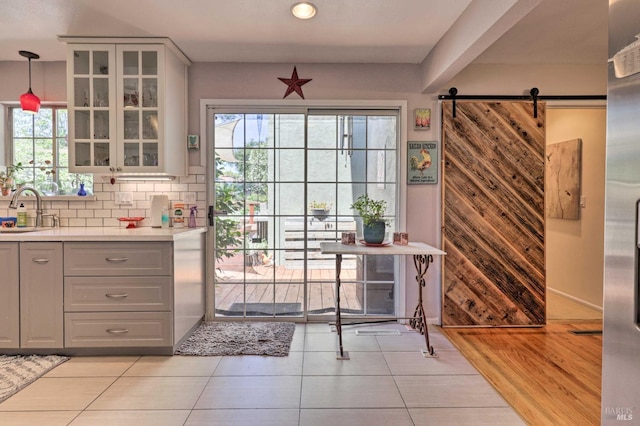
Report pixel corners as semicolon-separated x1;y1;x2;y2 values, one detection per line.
0;226;206;242
320;241;446;256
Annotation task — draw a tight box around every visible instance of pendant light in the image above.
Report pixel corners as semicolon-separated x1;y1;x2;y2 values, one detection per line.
19;50;41;114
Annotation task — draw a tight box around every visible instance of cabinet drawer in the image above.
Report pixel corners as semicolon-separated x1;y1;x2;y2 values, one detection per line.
64;277;172;312
65;312;172;347
64;242;172;276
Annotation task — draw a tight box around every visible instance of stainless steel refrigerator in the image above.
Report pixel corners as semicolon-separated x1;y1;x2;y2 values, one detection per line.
602;0;640;423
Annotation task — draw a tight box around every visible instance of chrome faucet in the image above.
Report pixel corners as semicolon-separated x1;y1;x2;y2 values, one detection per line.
8;186;43;227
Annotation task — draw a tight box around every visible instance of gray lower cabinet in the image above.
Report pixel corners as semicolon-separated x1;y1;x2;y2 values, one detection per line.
20;242;64;349
63;242;174;348
0;235;204;354
0;243;20;348
63;238;204;353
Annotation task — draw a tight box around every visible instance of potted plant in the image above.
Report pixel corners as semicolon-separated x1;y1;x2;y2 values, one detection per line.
0;162;24;196
308;200;332;221
350;194;389;244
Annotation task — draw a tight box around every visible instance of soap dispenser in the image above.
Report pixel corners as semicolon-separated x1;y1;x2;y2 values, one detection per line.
189;206;197;228
17;203;27;227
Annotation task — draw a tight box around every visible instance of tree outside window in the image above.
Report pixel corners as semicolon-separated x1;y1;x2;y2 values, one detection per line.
10;107;92;195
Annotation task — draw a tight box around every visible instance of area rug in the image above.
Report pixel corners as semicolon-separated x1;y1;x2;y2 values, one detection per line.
0;355;68;403
175;322;296;357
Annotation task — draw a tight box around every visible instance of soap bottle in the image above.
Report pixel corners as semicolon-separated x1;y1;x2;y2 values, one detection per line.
17;203;27;227
161;208;170;228
189;206;197;228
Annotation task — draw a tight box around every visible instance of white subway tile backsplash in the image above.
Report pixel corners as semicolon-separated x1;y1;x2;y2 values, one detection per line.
153;183;172;192
77;209;95;218
94;210;112;218
0;174;207;229
136;183;155;192
59;209;77;218
86;218;104;227
68;218;86;227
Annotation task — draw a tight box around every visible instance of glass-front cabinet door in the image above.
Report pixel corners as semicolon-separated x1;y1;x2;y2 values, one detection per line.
117;45;164;172
67;44;117;173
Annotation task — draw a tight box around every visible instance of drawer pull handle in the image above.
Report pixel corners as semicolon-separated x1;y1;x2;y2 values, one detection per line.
105;257;128;263
32;258;49;264
105;293;129;299
106;328;129;334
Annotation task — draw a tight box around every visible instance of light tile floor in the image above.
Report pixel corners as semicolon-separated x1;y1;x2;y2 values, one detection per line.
0;322;525;425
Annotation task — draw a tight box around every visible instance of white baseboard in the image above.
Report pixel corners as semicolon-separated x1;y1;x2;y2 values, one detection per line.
547;287;603;312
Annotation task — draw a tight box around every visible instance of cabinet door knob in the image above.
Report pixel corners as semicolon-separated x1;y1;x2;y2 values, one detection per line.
32;258;50;264
105;293;129;299
106;328;129;334
105;257;128;263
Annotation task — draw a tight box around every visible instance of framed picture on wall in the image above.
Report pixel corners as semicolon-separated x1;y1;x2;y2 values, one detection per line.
408;141;438;184
187;134;200;150
414;108;431;130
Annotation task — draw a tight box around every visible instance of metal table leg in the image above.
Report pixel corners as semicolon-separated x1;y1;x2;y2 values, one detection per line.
334;253;349;359
409;254;437;357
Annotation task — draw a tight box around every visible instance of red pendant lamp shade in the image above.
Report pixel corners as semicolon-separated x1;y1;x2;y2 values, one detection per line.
19;50;40;114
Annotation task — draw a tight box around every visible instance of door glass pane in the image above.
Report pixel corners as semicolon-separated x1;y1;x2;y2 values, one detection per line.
143;143;158;166
124;143;139;166
74;111;89;139
122;51;138;75
141;51;157;75
93;111;109;139
74;78;89;107
142;78;157;107
93;51;109;75
143;111;158;139
75;142;90;166
124;111;139;139
74;51;89;75
213;111;399;319
123;78;139;108
93;78;109;107
95;143;110;167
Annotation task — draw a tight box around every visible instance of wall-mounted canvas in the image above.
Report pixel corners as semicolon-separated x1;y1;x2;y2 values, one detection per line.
414;108;431;130
408;141;438;184
546;138;582;220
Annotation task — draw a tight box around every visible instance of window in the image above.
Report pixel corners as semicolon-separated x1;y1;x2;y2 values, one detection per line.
9;106;92;195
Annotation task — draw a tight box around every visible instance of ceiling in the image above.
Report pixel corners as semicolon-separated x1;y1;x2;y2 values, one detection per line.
0;0;607;67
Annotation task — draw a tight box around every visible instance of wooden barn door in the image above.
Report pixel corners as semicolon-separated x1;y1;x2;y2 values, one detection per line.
441;101;545;326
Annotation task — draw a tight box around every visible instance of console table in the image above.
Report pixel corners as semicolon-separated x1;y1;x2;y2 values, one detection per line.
320;241;446;360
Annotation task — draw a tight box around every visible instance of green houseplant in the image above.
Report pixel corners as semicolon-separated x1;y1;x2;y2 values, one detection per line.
0;162;24;196
350;194;389;244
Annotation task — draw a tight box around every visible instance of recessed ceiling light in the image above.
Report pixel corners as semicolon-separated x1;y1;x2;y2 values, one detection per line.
291;2;317;20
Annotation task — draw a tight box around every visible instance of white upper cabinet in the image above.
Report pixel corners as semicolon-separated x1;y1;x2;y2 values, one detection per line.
61;37;191;176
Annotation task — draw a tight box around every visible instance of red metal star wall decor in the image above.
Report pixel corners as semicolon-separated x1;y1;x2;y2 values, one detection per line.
278;66;312;99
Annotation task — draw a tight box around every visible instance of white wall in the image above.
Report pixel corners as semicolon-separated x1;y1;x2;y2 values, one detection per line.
0;62;66;103
546;107;606;308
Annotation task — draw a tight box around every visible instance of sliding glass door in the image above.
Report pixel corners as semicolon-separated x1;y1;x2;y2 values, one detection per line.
211;109;398;320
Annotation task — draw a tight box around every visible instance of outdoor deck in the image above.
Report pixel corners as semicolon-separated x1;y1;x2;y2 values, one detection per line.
214;254;361;316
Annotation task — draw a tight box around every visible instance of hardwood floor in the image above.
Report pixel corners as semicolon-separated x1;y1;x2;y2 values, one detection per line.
440;320;602;425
